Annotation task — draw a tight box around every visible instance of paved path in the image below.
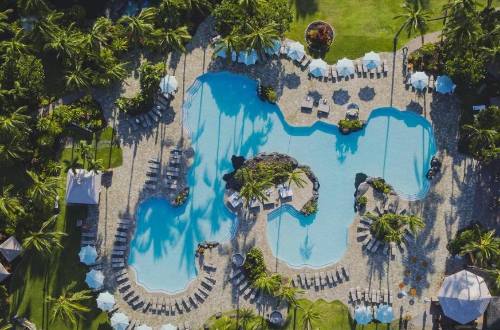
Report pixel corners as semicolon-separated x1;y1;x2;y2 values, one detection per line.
91;20;479;329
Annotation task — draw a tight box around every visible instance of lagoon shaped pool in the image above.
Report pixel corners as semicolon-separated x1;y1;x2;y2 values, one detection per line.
128;72;436;293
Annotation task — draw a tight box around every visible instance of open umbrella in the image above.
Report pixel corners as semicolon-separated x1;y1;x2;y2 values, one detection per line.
160;75;178;96
238;49;258;66
265;39;281;56
78;245;97;265
287;42;305;61
309;59;328;77
96;291;115;311
363;51;381;70
136;325;153;330
436;75;456;94
354;305;372;325
85;269;104;290
410;71;429;90
216;49;237;62
110;312;129;330
160;324;177;330
336;58;355;77
375;304;394;323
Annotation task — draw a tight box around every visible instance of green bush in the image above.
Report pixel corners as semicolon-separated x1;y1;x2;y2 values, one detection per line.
371;178;391;194
242;247;267;283
301;198;318;216
263;87;277;103
338;119;363;131
356;196;368;207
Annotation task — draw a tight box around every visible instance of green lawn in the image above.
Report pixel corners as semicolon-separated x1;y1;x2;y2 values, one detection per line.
287;0;485;62
8;126;123;330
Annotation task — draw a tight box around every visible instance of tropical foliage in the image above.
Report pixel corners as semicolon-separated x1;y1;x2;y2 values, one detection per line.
395;0;431;45
365;211;425;243
46;286;92;326
370;177;392;194
461;106;499;163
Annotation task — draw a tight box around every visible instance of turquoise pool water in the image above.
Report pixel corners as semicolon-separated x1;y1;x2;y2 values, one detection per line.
128;72;436;292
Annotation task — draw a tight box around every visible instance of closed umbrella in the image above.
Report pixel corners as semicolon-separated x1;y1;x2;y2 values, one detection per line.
336;58;355;77
85;269;104;290
238;49;258;65
136;325;153;330
438;270;491;324
110;312;129;330
265;39;281;56
287;42;305;61
78;245;97;265
363;51;381;70
410;71;429;90
160;75;178;96
309;59;328;77
354;305;372;325
375;304;394;323
436;75;456;94
96;291;115;311
160;324;177;330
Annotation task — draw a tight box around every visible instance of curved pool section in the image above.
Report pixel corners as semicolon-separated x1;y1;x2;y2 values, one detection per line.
128;71;436;292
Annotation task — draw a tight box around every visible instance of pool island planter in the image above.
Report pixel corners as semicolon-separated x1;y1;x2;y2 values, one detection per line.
338;119;366;134
305;21;335;52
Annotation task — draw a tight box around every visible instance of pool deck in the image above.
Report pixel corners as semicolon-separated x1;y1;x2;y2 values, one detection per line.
91;16;483;329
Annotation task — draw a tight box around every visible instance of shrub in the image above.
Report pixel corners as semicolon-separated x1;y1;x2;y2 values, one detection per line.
338;119;363;132
263;87;277;103
172;188;189;207
301;198;318;216
356;196;368;207
242;247;267;283
371;178;391;194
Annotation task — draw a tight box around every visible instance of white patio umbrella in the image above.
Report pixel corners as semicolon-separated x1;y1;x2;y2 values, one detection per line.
375;304;394;323
110;312;129;330
96;291;115;311
136;325;153;330
78;245;97;265
309;59;328;77
363;51;381;70
436;75;456;94
287;41;305;61
238;49;258;65
160;324;177;330
85;269;104;290
160;75;178;96
336;58;355;77
354;305;372;325
438;270;492;324
410;71;429;90
265;39;281;56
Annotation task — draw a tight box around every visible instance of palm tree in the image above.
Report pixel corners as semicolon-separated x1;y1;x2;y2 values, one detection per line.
277;280;303;307
186;0;213;13
216;316;234;330
65;62;92;91
286;168;306;188
160;26;191;54
0;185;24;219
214;34;242;63
0;140;26;166
461;229;500;266
17;0;49;15
22;215;66;255
43;26;83;61
244;24;279;59
239;0;261;15
404;214;425;235
463;124;497;159
87;158;104;173
301;302;322;330
395;0;430;45
118;7;157;46
485;268;500;291
254;273;281;296
26;170;58;205
366;212;395;240
63;157;81;175
46;287;92;326
88;17;114;51
31;11;63;44
0;106;30;136
78;141;93;165
0;9;12;34
0;28;31;59
239;176;270;207
239;308;255;329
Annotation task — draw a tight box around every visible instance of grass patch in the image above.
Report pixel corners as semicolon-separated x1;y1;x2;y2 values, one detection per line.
287;0;487;62
206;310;268;329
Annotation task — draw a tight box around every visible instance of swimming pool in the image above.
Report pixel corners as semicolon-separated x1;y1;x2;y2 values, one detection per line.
128;71;436;292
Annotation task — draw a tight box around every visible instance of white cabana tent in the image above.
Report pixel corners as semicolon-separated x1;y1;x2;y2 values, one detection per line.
309;59;328;77
336;58;355;77
85;269;104;290
65;169;101;205
265;39;281;56
0;263;10;283
436;75;456;94
96;291;115;311
79;245;97;265
410;71;429;90
160;75;178;96
110;312;129;330
160;324;177;330
438;270;492;324
287;42;305;61
363;51;381;70
238;49;258;65
0;236;22;262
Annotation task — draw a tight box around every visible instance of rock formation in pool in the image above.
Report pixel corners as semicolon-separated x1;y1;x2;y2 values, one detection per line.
222;152;320;215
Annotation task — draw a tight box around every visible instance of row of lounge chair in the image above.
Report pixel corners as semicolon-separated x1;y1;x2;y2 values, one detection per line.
310;61;389;82
128;94;171;131
146;148;183;192
292;265;350;290
349;287;393;305
112;218;132;270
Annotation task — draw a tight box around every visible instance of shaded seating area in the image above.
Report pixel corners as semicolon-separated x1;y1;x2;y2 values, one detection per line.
65;169;102;205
